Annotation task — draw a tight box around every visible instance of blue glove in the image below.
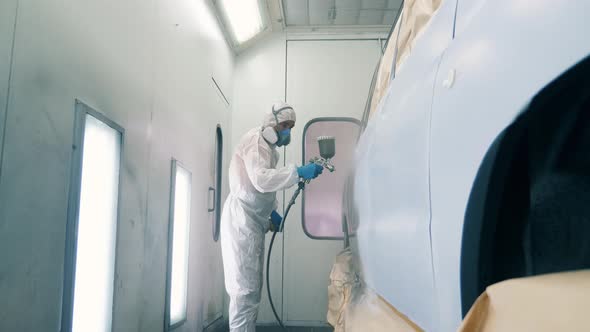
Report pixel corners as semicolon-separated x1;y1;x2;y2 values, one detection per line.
270;210;283;232
297;163;324;180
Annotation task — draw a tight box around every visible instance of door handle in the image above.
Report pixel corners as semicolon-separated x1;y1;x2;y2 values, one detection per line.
208;187;216;212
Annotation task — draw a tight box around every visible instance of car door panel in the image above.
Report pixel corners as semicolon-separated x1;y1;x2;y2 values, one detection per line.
354;1;458;330
430;1;590;331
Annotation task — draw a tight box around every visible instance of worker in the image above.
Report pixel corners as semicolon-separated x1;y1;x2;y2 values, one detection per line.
220;102;323;331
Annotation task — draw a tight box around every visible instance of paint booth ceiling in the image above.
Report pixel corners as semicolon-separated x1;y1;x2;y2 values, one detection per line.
282;0;402;27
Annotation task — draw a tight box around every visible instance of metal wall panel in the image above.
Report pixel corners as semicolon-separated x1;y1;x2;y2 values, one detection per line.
0;0;233;330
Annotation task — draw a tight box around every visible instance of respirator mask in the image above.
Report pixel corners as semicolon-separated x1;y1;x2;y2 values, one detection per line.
262;104;294;147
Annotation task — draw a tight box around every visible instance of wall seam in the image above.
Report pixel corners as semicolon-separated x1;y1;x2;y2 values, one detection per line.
281;36;288;322
0;0;20;185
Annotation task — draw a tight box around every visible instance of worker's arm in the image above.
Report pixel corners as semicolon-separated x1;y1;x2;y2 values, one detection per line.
243;138;299;193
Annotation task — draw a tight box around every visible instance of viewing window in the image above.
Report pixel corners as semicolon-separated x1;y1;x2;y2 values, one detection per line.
302;118;361;239
211;126;223;241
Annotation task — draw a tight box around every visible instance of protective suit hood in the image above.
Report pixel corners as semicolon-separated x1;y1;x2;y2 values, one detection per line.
262;102;296;146
263;102;296;128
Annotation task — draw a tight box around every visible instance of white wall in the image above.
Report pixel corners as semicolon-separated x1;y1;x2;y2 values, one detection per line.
0;0;233;331
231;34;381;324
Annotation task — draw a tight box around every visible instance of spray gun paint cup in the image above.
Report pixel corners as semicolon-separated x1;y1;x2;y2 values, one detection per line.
315;136;336;172
317;136;336;159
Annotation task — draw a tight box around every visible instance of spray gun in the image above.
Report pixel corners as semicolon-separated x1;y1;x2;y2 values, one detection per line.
287;135;336;229
288;135;336;219
311;135;336;173
267;135;337;330
295;136;336;186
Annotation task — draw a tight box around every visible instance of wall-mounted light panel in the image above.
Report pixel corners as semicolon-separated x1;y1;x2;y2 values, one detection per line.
165;160;192;330
62;101;123;332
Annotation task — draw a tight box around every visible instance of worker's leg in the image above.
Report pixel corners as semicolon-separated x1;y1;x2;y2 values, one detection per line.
221;198;265;332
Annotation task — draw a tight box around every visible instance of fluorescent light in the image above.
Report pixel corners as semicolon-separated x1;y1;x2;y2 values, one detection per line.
72;114;121;332
220;0;265;43
169;162;192;326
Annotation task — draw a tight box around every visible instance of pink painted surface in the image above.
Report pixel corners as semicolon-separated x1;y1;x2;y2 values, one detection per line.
303;120;360;238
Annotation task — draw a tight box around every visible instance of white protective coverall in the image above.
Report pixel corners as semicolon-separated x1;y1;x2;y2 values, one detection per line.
221;103;299;331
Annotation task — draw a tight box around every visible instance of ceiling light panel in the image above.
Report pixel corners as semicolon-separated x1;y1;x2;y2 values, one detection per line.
219;0;265;43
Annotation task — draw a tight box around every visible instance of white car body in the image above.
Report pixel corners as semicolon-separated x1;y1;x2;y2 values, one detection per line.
352;0;590;331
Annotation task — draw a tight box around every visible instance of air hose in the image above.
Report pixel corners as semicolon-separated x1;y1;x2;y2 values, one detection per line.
266;181;306;329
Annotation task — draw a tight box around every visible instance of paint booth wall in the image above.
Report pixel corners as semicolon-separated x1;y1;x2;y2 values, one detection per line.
231;34;381;324
0;0;233;331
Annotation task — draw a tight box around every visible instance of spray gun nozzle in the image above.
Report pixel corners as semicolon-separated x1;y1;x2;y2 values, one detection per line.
324;162;335;172
310;156;335;173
